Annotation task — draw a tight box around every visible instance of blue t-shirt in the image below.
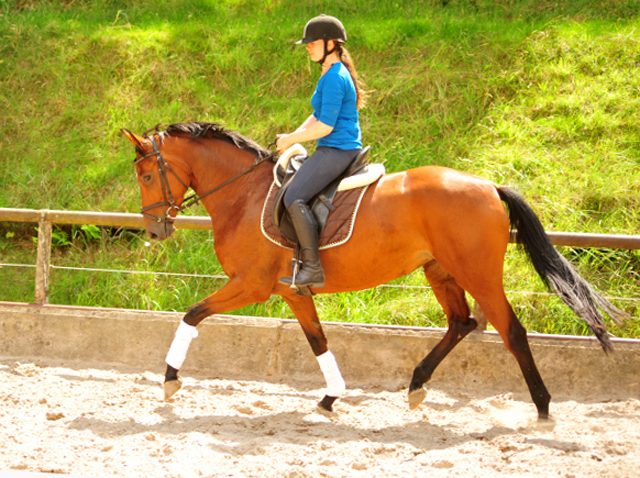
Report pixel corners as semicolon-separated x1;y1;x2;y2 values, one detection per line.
311;62;362;150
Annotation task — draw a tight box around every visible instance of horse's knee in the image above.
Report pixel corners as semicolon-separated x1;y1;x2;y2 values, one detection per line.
183;301;209;326
450;316;478;339
300;320;328;355
308;335;328;356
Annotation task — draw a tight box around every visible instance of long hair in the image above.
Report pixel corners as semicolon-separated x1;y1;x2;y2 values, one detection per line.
497;186;628;354
336;44;367;110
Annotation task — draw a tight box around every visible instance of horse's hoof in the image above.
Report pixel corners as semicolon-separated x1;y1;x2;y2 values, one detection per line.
318;395;338;412
408;387;427;410
164;378;183;401
534;414;556;431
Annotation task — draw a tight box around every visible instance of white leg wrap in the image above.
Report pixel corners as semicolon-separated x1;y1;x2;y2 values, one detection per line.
316;351;346;398
165;321;199;370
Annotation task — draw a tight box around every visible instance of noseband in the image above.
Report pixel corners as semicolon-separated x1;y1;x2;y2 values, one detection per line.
134;134;275;224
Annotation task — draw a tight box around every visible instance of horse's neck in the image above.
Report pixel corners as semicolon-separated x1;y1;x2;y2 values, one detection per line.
185;140;272;221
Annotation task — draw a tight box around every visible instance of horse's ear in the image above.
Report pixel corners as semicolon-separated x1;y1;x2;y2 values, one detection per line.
121;128;146;148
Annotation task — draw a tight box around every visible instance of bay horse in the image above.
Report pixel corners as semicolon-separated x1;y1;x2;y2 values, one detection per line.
122;121;626;419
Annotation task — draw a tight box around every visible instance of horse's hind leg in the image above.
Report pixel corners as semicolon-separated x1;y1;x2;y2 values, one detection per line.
421;264;552;418
408;260;478;409
474;293;551;419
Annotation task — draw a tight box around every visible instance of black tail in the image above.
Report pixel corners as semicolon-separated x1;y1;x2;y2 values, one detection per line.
497;186;628;353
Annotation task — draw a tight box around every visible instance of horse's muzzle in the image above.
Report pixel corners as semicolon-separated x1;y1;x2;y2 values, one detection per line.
146;221;176;241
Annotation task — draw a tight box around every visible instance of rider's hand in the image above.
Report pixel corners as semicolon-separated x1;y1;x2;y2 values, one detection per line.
276;134;292;154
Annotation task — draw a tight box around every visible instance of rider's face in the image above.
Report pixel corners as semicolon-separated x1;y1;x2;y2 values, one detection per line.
306;39;334;63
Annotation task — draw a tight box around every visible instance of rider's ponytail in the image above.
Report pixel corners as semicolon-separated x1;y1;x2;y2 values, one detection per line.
336;44;367;110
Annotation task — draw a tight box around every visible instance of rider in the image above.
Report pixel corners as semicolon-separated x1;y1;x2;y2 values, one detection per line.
276;14;366;289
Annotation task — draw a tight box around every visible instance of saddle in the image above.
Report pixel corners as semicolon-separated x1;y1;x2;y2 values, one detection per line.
271;144;382;244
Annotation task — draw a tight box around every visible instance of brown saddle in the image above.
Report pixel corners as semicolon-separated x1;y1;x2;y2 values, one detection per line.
261;181;369;250
261;146;373;250
261;146;382;296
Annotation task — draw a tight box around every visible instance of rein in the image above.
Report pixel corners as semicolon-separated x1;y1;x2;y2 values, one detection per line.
135;134;276;224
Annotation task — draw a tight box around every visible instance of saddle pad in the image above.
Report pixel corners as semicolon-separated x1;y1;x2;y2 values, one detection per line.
261;181;370;250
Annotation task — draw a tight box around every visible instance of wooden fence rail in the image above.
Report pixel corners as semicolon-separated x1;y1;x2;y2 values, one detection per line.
1;207;639;305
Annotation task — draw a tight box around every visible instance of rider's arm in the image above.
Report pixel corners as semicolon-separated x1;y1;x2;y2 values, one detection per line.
293;114;319;133
276;116;333;153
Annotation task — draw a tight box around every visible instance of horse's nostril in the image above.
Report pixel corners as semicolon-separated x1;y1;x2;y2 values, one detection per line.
149;232;158;240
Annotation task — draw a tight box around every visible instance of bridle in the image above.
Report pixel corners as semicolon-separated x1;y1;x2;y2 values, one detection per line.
134;133;276;224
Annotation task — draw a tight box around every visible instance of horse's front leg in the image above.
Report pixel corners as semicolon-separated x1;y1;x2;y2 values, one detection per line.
164;278;269;400
282;294;345;412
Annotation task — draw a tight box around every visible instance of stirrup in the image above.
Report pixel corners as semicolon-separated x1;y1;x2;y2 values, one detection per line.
279;256;301;287
279;257;324;289
279;273;325;289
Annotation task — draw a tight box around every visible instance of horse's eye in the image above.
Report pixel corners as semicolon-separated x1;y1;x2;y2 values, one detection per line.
142;174;152;184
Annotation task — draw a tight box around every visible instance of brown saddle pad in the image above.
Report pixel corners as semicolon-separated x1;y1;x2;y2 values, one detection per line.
261;181;369;250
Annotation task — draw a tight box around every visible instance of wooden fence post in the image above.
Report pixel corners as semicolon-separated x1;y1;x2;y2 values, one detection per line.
34;212;52;304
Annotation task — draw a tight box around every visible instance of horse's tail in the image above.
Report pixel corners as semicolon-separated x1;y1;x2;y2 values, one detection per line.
497;186;628;354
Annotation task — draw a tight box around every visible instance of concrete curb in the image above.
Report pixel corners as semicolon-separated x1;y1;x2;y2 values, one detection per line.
1;302;638;400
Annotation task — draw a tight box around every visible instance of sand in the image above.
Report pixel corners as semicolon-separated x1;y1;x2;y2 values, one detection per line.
1;358;639;478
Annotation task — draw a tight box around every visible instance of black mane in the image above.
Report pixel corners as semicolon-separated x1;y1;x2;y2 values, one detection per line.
147;122;272;160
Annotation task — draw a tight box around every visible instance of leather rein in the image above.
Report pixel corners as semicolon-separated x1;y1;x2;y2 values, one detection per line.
134;134;276;224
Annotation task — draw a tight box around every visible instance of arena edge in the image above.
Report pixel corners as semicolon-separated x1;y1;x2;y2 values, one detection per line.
1;302;638;402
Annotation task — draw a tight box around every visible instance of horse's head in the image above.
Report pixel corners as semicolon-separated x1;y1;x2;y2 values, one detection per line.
122;128;191;241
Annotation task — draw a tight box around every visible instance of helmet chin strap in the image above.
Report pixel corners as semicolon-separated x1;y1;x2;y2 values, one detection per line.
317;39;337;66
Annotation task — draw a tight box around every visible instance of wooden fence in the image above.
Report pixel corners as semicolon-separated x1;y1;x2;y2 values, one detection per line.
1;207;639;305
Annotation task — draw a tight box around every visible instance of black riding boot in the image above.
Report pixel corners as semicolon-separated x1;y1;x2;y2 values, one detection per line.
279;200;325;288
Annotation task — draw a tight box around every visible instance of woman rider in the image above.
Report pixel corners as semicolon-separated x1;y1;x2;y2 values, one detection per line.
276;14;366;289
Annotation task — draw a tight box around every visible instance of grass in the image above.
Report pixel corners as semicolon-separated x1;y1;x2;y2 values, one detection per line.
0;0;638;337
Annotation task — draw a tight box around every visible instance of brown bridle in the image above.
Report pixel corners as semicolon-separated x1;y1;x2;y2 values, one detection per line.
134;133;276;225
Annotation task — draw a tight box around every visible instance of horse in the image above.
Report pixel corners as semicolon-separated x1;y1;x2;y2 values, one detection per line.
121;121;626;419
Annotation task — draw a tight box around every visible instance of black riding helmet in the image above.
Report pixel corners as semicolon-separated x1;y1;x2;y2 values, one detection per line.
296;14;347;44
296;14;347;65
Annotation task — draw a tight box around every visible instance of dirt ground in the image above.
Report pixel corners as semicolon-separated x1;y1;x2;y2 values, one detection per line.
1;357;639;478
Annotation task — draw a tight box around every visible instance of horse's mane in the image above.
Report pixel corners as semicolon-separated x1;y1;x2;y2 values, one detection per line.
146;122;273;161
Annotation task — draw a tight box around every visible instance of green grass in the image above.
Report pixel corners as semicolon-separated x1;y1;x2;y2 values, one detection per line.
0;0;638;337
